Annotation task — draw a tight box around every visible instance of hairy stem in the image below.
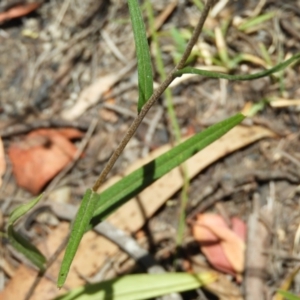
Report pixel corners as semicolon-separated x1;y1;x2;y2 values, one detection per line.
93;0;214;192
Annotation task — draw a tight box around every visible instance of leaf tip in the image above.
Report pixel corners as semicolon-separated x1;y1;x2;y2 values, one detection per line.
57;275;65;289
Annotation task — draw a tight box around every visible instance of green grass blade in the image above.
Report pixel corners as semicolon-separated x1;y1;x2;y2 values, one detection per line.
9;194;43;225
89;113;245;228
8;194;45;270
57;189;98;288
238;12;275;31
174;52;300;80
146;1;189;246
277;290;300;300
192;0;204;11
8;226;46;271
171;27;186;56
258;42;273;67
54;272;216;300
128;0;153;113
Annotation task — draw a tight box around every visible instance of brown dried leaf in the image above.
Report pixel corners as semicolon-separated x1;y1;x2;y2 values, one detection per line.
8;128;83;194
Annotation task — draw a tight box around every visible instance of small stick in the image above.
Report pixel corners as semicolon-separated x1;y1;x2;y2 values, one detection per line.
45;118;98;194
92;0;214;192
24;235;70;300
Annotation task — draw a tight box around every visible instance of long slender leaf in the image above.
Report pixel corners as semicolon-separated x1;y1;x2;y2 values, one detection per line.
54;272;216;300
57;189;98;288
88;113;245;229
238;12;275;31
9;194;43;225
128;0;153;112
8;226;46;271
174;52;300;80
61;114;243;286
7;194;46;270
277;290;300;300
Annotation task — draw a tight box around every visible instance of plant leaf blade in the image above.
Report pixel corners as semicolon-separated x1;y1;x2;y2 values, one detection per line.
174;52;300;80
9;194;43;225
128;0;153;112
238;12;275;31
57;188;98;288
8;226;46;271
54;272;217;300
89;113;245;228
277;290;300;300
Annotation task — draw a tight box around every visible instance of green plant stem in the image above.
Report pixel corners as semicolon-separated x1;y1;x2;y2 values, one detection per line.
92;0;214;192
177;2;212;70
145;0;189;246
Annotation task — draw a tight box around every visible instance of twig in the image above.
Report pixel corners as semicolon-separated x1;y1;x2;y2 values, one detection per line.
176;1;213;69
92;0;214;191
250;0;267;17
26;20;108;111
146;1;177;37
24;235;70;300
187;182;257;222
55;0;72;25
141;106;163;157
279;150;300;169
101;30;127;64
102;103;163;128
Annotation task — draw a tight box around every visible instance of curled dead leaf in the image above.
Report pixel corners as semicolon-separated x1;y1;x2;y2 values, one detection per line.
192;213;246;278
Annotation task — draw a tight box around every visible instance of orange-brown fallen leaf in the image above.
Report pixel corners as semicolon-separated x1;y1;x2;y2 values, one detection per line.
0;137;5;187
0;3;40;24
192;214;246;279
8;128;83;194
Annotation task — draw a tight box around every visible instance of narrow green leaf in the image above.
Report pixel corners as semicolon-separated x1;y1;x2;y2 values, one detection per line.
277;290;300;300
171;28;186;55
54;272;216;300
57;189;98;288
192;0;204;11
9;194;43;225
128;0;153;112
174;52;300;80
258;42;273;67
238;12;275;31
89;113;245;229
8;226;46;271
